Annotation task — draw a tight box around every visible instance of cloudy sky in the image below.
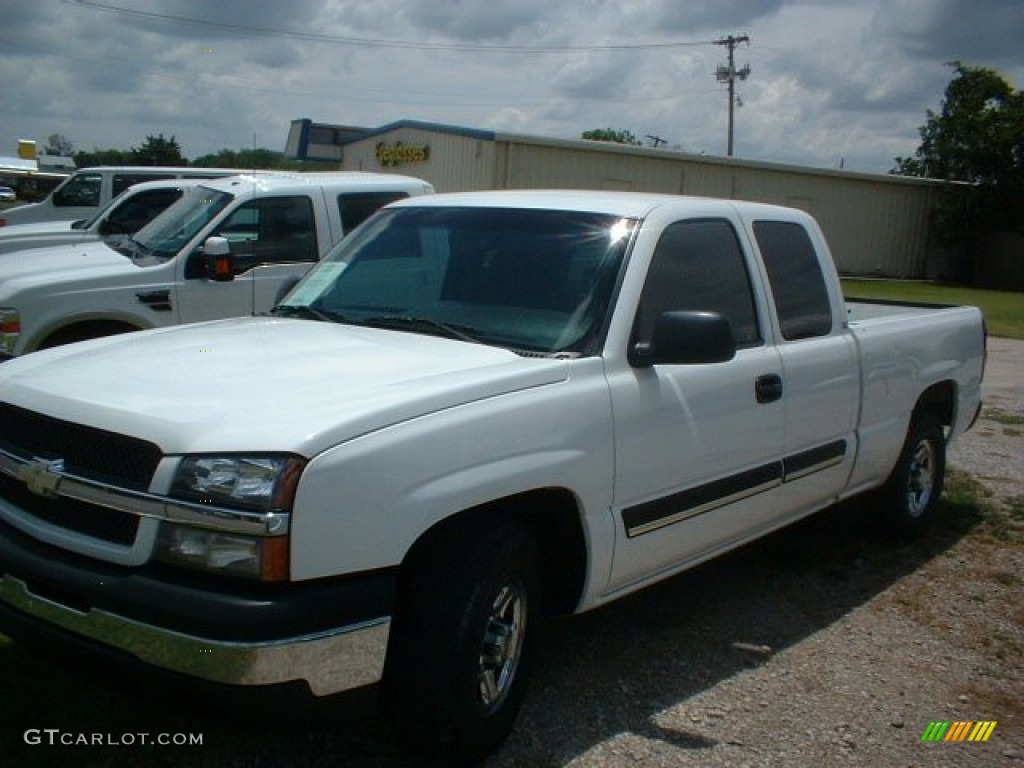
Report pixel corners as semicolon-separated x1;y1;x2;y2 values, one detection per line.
2;0;1021;174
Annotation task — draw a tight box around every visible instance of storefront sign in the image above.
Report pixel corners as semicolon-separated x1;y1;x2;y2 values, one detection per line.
375;141;430;167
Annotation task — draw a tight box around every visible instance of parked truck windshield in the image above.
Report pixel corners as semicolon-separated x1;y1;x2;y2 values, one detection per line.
121;186;234;259
279;206;636;355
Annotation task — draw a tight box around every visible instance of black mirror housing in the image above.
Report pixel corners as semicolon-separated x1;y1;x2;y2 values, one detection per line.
629;310;736;367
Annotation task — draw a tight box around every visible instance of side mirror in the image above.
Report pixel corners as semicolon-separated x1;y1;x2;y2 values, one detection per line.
203;236;234;282
629;310;736;367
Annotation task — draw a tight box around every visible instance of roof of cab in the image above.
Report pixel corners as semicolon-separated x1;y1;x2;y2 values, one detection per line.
200;171;433;196
385;188;799;220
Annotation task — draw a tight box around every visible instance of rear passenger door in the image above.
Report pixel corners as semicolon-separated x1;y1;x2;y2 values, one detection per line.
607;216;785;590
751;219;859;509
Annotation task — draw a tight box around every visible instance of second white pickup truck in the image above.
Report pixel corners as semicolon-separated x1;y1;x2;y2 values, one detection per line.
0;172;434;356
0;191;985;763
0;177;208;256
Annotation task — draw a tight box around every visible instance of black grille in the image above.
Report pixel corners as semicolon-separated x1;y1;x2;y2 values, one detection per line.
0;403;161;491
0;473;140;546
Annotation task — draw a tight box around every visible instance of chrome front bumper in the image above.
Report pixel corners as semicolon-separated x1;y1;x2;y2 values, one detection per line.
0;572;390;696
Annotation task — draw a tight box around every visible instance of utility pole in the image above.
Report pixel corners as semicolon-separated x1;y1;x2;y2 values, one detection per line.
714;35;751;156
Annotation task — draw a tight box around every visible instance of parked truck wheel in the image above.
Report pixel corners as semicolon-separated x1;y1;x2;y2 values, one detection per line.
879;411;946;540
385;518;541;764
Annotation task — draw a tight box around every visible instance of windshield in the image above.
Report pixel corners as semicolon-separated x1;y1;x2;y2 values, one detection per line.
129;185;233;258
279;206;636;355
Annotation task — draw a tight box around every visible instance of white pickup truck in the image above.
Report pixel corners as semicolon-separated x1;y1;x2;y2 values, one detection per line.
0;191;985;762
0;177;206;256
0;172;433;356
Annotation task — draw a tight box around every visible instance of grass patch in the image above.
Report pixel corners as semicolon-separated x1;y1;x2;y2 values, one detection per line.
842;278;1024;339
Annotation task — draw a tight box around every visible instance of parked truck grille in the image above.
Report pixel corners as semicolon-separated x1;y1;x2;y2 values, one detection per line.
0;472;140;546
0;402;161;491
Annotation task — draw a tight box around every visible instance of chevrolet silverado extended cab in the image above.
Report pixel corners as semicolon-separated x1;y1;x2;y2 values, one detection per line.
0;172;433;356
0;191;985;762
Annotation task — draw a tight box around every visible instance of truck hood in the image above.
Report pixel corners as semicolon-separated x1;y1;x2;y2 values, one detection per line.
0;224;99;257
0;317;570;457
0;220;77;238
0;241;130;285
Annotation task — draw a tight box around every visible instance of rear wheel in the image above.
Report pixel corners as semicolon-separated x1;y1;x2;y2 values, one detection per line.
384;518;541;764
879;411;946;540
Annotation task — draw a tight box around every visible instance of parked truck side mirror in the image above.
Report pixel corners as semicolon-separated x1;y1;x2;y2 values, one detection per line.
203;236;235;282
628;310;736;367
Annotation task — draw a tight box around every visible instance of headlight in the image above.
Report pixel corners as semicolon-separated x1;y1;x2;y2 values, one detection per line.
169;454;305;512
156;454;305;581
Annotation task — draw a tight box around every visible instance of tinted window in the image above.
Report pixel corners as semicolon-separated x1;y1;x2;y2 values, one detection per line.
284;207;635;355
635;219;760;347
337;191;409;233
754;221;832;340
101;187;183;235
112;173;170;196
213;195;318;270
53;173;102;207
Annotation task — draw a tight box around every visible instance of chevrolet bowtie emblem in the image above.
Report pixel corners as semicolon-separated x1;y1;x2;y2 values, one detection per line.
17;457;65;498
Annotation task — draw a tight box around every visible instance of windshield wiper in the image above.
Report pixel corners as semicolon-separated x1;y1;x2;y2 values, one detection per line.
362;315;484;344
270;304;347;323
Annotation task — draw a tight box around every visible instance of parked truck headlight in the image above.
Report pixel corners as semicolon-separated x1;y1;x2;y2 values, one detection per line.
155;525;290;581
157;454;305;580
169;454;305;512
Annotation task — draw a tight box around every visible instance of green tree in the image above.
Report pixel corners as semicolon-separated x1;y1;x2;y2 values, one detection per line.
190;147;333;170
43;133;75;156
581;128;643;146
129;133;185;166
74;147;130;167
892;63;1024;239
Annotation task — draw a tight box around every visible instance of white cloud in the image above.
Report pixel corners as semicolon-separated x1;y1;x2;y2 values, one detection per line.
1;0;1020;172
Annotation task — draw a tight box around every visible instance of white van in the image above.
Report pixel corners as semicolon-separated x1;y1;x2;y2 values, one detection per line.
0;166;269;227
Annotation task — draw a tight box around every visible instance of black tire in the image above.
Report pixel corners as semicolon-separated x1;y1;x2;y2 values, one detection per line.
384;518;541;765
878;411;946;540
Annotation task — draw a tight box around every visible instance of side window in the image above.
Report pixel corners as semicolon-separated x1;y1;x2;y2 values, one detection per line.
53;173;102;207
112;173;168;196
337;191;409;233
753;221;833;340
213;196;318;271
101;188;182;235
635;219;761;348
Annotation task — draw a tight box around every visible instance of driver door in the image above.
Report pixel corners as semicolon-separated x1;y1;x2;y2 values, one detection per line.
175;195;320;323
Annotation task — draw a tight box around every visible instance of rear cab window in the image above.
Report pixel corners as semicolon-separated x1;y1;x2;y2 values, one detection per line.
337;191;410;233
753;221;833;340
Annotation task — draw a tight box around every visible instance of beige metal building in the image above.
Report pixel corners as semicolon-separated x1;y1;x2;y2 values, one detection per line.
293;119;948;277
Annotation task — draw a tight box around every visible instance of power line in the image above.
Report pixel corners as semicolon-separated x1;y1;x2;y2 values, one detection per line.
68;0;716;54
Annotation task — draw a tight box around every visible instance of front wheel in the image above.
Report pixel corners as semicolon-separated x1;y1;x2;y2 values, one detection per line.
384;518;541;765
879;411;946;540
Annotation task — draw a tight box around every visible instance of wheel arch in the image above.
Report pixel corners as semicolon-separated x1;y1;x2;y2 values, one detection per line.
914;380;956;430
399;488;588;617
32;314;148;351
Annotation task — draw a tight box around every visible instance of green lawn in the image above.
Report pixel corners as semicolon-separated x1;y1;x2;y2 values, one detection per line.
842;279;1024;340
